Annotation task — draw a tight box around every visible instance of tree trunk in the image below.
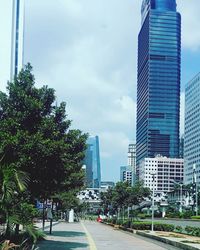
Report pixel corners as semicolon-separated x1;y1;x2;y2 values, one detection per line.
15;224;20;236
42;200;46;231
5;212;11;238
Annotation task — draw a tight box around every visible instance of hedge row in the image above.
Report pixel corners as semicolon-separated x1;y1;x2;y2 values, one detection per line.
131;222;174;231
185;226;200;236
103;219;174;232
104;219;200;236
191;216;200;220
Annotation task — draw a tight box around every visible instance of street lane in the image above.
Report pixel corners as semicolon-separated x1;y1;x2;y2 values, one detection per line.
143;218;200;228
82;221;180;250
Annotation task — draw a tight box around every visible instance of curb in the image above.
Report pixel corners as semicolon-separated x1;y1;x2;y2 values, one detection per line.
145;218;200;222
137;231;200;250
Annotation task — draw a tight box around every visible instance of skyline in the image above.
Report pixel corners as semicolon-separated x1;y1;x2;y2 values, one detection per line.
1;0;200;181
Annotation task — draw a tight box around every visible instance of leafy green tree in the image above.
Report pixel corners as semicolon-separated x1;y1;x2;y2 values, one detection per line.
0;163;29;237
127;182;150;207
101;182;151;217
0;64;87;201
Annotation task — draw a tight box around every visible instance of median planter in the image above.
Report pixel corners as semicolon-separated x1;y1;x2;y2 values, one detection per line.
131;222;175;232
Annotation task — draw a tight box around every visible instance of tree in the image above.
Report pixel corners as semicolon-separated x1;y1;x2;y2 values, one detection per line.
0;162;29;237
0;64;87;201
101;181;151;218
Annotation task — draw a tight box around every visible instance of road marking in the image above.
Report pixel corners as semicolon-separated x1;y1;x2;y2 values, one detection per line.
81;221;97;250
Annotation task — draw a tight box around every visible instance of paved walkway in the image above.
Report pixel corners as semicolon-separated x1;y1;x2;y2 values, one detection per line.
37;222;89;250
37;221;180;250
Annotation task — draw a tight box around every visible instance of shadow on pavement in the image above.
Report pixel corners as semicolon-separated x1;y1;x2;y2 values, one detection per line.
44;231;86;238
38;240;88;249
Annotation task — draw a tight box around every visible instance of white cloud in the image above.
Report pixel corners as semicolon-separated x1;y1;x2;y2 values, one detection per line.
177;0;200;51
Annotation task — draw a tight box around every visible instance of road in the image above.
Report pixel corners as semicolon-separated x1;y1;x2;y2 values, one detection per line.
144;218;200;228
37;221;180;250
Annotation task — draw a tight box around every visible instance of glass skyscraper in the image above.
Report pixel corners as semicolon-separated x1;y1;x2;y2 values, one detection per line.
184;73;200;185
83;136;101;188
136;0;181;167
11;0;25;80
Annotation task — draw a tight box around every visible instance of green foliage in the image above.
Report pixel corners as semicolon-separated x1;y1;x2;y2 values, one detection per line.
137;213;151;219
0;64;87;246
175;225;183;233
54;190;80;211
15;203;39;226
191;216;200;220
131;222;175;232
0;64;87;200
180;210;193;219
185;226;200;236
101;181;151;214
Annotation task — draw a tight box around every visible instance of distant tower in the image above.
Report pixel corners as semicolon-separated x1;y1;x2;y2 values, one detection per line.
127;144;136;185
10;0;25;80
83;136;101;188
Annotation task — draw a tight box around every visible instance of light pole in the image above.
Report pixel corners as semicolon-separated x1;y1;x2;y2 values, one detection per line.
171;180;183;213
193;164;198;216
151;172;156;233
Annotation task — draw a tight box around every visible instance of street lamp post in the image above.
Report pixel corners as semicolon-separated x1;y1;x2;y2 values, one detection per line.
171;180;183;213
151;173;156;233
180;183;183;213
193;164;198;216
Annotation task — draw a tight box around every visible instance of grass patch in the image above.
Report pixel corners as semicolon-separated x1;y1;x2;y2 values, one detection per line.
181;240;200;244
158;233;185;238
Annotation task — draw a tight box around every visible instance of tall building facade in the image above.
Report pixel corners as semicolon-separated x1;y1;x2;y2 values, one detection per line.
11;0;25;79
83;136;101;188
184;73;200;185
136;0;181;169
139;156;183;193
127;143;136;185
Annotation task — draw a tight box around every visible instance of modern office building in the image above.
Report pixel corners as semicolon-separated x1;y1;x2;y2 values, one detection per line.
179;135;184;159
83;136;101;188
10;0;25;80
139;156;184;193
136;0;181;170
184;73;200;185
127;144;136;185
120;166;132;186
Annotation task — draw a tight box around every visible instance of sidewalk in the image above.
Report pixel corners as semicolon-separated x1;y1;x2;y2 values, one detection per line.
137;231;200;250
37;222;89;250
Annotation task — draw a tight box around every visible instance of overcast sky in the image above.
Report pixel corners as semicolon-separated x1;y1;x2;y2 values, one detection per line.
1;0;200;182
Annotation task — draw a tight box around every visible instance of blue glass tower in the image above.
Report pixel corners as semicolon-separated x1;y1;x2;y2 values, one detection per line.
83;136;101;188
136;0;181;166
11;0;25;80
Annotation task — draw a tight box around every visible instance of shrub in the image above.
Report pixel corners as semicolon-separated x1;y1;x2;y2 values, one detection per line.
185;226;200;237
185;226;194;235
175;225;183;233
116;219;124;225
131;222;174;232
181;211;193;219
122;220;131;228
191;216;200;220
137;213;146;219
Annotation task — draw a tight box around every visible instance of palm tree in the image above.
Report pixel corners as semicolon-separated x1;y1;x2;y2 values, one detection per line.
0;163;29;237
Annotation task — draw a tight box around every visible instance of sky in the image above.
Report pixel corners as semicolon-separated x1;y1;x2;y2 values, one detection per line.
0;0;200;182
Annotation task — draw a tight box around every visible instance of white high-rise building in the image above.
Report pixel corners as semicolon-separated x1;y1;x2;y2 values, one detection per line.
184;73;200;185
139;156;184;193
127;143;136;185
10;0;25;80
120;166;132;186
